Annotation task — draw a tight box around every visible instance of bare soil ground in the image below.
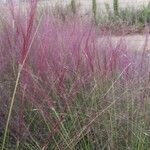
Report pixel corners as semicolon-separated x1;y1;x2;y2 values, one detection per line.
98;34;150;52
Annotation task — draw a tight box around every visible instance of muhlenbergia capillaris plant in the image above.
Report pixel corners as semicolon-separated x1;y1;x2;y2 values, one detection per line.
0;1;150;149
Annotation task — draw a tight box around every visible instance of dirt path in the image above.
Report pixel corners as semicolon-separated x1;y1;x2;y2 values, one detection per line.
98;34;150;51
113;35;150;51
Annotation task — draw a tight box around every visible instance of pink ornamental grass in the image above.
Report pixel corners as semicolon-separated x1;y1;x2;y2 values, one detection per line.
0;1;150;147
0;1;149;114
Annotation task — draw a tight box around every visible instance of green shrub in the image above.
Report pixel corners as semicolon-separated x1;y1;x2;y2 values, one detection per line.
139;2;150;23
102;2;150;26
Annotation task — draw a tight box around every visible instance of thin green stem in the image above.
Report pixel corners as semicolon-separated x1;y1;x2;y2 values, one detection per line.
1;11;44;150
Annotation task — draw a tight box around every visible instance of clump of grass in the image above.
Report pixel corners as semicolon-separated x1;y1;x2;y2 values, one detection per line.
119;3;150;26
95;2;150;35
51;1;80;22
0;1;150;150
100;2;150;32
